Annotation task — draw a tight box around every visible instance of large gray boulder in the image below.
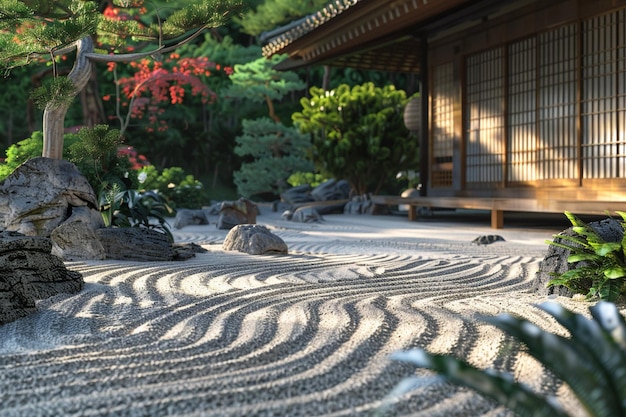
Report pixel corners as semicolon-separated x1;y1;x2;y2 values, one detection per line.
0;157;100;237
532;217;624;296
50;205;106;260
223;224;288;255
0;231;84;325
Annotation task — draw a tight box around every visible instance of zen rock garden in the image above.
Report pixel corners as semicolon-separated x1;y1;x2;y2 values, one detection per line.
1;157;623;327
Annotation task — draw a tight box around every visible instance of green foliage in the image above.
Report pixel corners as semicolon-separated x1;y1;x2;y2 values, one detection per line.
388;301;626;417
139;165;207;209
228;54;305;103
29;77;77;110
160;0;244;37
0;126;133;195
99;184;174;242
547;211;626;302
66;125;131;190
236;0;328;36
287;171;329;188
0;1;99;69
227;54;305;122
0;131;45;179
293;83;419;195
233;117;313;198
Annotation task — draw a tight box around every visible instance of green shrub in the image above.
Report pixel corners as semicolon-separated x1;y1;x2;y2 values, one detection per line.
139;165;207;209
387;301;626;417
233;117;313;199
547;211;626;302
66;125;133;193
287;171;329;188
293;83;419;195
0;126;133;194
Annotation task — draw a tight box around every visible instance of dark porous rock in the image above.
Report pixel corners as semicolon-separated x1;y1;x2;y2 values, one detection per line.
532;217;623;297
291;207;323;223
0;157;100;237
217;198;258;230
173;209;209;229
280;184;314;205
173;242;208;261
223;224;288;255
344;195;376;215
0;231;84;325
96;228;174;261
311;179;351;202
471;235;505;245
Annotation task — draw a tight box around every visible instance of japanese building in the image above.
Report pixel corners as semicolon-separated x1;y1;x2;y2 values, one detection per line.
263;0;626;227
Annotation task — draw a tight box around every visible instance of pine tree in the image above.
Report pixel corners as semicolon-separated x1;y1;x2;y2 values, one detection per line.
236;0;328;36
0;0;242;160
227;54;310;198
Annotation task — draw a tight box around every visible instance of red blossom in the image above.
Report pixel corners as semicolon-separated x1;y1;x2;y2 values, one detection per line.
113;56;229;132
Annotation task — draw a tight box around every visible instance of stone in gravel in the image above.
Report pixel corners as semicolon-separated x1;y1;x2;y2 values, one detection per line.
173;242;208;261
471;235;505;245
223;224;288;255
96;227;174;261
533;217;623;296
0;231;84;325
291;207;323;223
173;209;209;229
217;198;258;230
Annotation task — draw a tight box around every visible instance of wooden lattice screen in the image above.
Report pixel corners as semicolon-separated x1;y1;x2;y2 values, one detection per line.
459;8;626;188
508;37;537;182
581;9;626;179
465;48;505;186
431;62;455;187
537;24;579;180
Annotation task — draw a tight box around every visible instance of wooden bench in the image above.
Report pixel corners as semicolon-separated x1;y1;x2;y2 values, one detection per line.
369;195;626;228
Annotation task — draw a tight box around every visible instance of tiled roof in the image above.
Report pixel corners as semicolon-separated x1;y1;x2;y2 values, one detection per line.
261;0;362;58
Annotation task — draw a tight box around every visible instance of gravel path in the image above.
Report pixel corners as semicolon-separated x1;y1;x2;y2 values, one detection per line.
0;212;591;416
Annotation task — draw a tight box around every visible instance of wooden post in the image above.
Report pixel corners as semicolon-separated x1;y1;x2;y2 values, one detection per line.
491;210;504;229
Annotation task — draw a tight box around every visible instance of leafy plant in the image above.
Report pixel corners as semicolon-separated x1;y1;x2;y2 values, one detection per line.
546;211;626;301
99;185;174;242
139;165;207;209
387;301;626;417
287;171;329;188
293;83;419;195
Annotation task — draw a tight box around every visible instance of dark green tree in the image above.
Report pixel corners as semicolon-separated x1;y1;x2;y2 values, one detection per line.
0;0;243;160
236;0;328;36
227;54;310;198
293;82;419;195
227;54;305;123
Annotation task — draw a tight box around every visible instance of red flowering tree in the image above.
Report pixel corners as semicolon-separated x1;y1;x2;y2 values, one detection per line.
109;53;233;134
0;0;243;160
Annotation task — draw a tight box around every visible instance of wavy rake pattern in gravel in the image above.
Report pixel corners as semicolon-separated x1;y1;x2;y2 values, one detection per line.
0;249;575;417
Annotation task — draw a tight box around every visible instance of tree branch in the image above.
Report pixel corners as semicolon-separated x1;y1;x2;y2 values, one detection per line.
84;25;210;63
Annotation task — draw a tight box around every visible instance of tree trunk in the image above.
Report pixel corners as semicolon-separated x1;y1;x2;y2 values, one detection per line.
42;37;94;159
80;65;106;127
